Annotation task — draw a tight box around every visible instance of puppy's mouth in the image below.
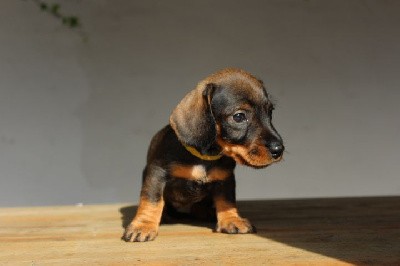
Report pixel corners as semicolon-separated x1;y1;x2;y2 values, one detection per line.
239;152;282;169
217;141;282;168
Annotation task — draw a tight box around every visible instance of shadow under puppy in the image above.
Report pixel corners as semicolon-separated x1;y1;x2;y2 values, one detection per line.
123;68;284;242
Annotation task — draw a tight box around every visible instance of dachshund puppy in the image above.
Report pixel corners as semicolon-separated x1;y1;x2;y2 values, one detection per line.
123;68;284;242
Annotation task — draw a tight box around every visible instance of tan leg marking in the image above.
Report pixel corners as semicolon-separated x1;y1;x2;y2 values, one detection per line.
214;196;255;234
123;197;164;242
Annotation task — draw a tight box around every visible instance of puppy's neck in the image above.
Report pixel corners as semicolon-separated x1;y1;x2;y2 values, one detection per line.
183;144;223;161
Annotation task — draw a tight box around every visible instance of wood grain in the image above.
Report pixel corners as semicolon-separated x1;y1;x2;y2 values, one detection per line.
1;197;399;265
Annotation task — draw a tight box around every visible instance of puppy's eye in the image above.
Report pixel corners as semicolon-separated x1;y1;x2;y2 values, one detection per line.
232;112;247;123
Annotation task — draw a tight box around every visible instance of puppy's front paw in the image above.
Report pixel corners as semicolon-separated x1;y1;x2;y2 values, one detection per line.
123;223;159;242
215;217;256;234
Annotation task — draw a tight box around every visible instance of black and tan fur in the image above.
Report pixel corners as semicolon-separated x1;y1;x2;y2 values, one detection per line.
123;68;284;242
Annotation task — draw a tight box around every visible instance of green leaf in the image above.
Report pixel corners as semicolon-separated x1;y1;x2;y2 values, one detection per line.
51;4;60;15
40;2;48;11
67;16;79;28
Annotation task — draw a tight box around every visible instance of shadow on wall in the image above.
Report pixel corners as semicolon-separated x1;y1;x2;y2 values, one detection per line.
75;38;156;201
77;85;144;185
76;74;153;200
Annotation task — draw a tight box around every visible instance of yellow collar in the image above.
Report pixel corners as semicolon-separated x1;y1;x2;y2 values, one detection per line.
184;145;223;161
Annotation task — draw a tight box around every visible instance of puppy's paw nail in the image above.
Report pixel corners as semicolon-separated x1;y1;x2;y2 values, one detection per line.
123;223;158;242
216;217;256;234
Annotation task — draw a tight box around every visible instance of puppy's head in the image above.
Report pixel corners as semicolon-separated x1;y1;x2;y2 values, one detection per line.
170;68;284;168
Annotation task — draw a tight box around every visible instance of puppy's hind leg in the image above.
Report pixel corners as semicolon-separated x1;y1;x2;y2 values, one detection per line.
123;165;166;242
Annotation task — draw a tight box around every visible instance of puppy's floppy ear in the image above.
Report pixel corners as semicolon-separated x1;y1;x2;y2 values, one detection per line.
170;83;218;155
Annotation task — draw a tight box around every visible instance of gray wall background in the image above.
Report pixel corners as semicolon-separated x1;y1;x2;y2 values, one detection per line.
1;0;399;207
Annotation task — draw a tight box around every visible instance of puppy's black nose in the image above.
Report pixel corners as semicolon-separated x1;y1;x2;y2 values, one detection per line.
268;141;284;159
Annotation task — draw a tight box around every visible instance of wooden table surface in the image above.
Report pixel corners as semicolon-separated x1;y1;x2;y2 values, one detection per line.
0;197;399;265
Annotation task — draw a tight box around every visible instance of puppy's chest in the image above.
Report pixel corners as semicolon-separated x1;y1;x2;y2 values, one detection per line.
169;164;231;183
